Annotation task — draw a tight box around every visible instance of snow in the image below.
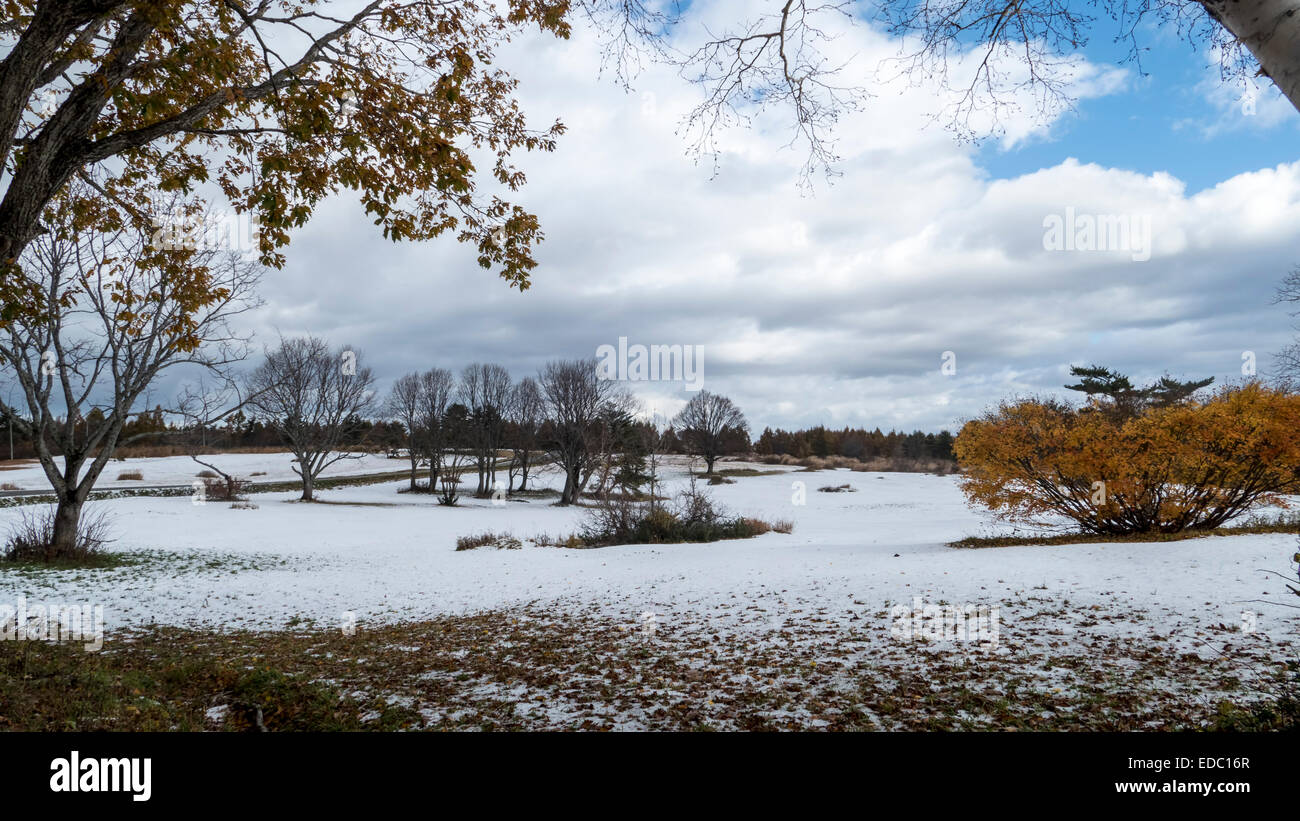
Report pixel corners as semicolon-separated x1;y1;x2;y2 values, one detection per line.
1;457;1296;652
0;452;404;491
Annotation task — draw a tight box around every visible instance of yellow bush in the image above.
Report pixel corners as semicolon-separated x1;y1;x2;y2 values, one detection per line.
954;383;1300;534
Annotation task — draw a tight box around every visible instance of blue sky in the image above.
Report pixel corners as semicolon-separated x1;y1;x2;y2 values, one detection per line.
976;26;1300;192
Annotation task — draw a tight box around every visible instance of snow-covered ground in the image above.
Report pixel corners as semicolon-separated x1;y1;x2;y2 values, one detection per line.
0;452;404;491
1;457;1296;653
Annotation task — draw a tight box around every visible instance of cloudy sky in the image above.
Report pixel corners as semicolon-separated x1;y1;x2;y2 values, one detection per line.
241;2;1300;434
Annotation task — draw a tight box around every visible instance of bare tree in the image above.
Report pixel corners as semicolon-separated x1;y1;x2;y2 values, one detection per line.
538;358;630;505
1275;265;1300;387
174;376;257;501
458;362;511;497
418;367;455;492
673;391;748;475
385;372;424;490
246;336;376;501
507;376;544;492
0;189;259;556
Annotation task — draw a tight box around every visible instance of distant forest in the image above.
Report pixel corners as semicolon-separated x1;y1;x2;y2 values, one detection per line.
0;406;954;466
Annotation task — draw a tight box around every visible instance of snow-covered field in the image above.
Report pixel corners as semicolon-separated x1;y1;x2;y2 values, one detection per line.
1;456;1295;648
0;452;403;491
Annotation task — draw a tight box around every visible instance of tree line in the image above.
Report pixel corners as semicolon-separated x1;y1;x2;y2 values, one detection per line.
754;426;957;463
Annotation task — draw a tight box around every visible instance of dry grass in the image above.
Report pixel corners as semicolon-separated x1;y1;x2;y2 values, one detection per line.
116;470;143;481
1;605;1289;731
455;531;522;551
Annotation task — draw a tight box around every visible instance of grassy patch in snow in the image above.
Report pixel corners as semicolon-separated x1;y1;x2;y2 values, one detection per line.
3;603;1291;731
0;548;293;584
950;512;1300;549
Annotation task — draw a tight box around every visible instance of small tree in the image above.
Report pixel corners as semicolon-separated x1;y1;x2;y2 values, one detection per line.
0;190;259;557
1065;364;1214;418
459;363;511;497
673;390;748;474
385;372;423;491
538;358;629;505
246;337;375;501
507;376;543;492
417;368;455;492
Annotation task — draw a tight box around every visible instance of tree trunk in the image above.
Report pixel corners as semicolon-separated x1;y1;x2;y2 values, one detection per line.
301;471;314;501
49;496;83;559
1205;0;1300;111
408;452;418;490
560;466;578;505
705;454;717;474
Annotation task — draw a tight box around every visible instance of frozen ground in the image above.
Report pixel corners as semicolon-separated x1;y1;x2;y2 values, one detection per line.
0;452;403;491
1;457;1295;646
4;456;1296;728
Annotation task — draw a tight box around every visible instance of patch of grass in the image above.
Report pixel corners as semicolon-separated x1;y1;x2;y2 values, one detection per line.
455;531;522;551
716;468;786;477
0;551;137;570
0;633;368;731
0;608;1279;731
116;471;144;481
1209;660;1300;731
951;513;1300;548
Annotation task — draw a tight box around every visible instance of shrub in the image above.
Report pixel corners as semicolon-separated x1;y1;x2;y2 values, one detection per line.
577;480;792;546
116;470;143;481
954;383;1300;535
201;476;248;502
3;505;113;564
817;483;855;493
196;470;219;479
455;531;521;551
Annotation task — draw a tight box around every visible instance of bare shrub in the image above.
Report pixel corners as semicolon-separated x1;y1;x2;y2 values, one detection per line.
455;531;521;551
817;483;855;493
202;476;249;502
4;505;113;563
196;470;219;479
116;470;144;481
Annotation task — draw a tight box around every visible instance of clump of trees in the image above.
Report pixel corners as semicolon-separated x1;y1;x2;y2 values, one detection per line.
955;368;1300;535
754;425;955;463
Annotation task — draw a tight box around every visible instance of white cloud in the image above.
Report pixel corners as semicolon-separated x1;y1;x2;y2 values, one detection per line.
236;5;1300;434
